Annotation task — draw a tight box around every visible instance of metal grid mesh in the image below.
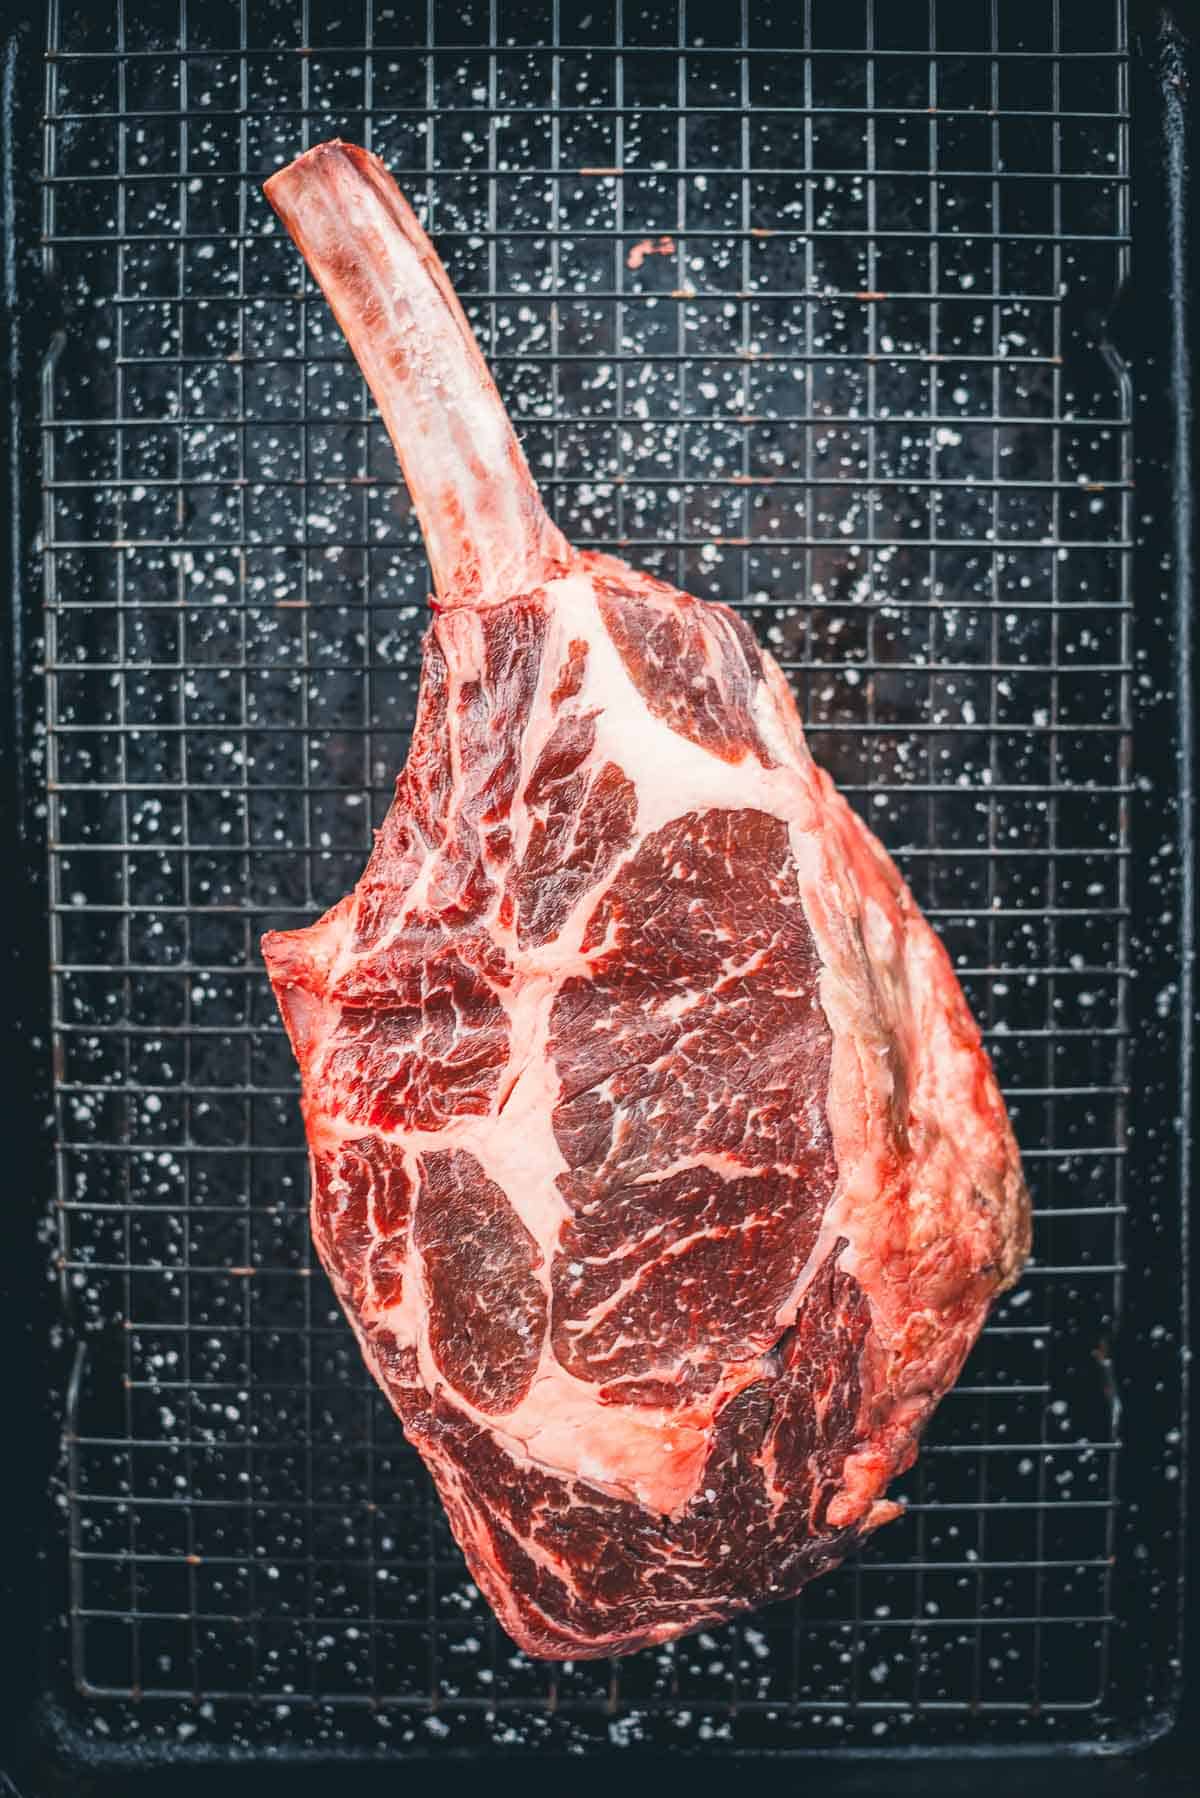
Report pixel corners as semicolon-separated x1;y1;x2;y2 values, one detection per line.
43;0;1133;1756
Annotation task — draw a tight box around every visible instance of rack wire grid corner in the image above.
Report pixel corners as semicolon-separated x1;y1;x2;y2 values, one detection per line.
37;0;1183;1762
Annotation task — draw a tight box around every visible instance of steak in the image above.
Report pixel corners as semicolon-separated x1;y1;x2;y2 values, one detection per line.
261;141;1030;1661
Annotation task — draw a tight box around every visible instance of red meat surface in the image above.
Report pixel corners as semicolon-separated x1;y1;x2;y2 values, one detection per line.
262;142;1030;1661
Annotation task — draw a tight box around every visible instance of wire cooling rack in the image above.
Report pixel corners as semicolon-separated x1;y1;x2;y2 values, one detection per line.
37;0;1176;1761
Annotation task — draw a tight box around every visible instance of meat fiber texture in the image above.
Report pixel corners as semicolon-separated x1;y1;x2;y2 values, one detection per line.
262;142;1030;1661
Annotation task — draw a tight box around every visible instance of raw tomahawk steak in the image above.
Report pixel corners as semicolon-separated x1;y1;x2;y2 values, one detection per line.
262;141;1030;1660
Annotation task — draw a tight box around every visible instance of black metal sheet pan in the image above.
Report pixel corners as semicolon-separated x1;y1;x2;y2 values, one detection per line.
1;0;1194;1790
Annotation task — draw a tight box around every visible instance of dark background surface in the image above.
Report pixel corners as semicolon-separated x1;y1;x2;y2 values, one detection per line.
2;0;1196;1791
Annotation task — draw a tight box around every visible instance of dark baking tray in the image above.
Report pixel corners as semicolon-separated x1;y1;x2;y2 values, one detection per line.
1;1;1195;1792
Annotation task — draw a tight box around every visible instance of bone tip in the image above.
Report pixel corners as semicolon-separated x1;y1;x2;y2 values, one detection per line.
263;138;376;207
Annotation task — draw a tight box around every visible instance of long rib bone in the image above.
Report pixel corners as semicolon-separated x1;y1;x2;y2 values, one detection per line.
265;141;571;607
